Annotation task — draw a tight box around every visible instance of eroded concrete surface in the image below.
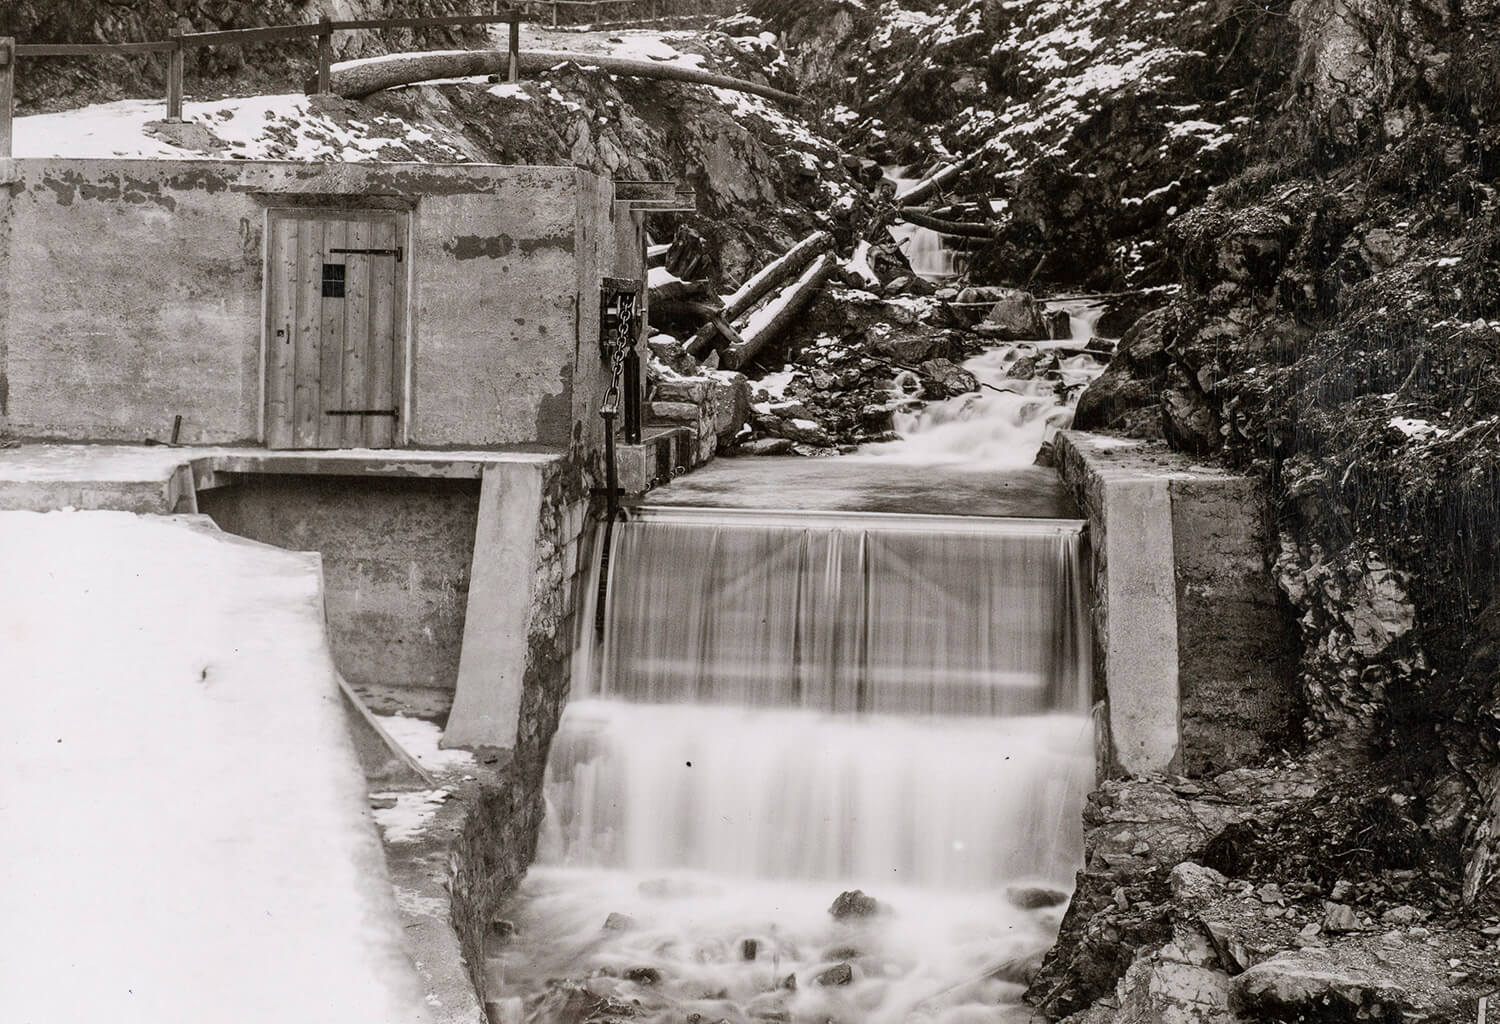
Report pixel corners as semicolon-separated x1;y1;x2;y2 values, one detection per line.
1056;430;1292;776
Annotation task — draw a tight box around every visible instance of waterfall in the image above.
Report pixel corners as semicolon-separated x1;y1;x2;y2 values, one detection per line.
496;508;1095;1023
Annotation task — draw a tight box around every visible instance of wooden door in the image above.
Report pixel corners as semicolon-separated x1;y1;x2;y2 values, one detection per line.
265;209;405;449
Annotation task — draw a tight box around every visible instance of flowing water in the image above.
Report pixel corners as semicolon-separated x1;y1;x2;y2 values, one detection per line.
867;300;1109;466
884;165;966;280
487;305;1109;1024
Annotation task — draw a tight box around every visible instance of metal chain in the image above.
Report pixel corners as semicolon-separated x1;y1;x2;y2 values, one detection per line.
601;291;635;415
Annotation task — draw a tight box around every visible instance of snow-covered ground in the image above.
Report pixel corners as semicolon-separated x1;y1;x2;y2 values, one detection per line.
11;92;471;161
0;511;429;1023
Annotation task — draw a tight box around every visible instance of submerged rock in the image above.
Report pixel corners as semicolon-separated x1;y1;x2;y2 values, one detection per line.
828;889;880;919
815;962;854;986
1007;885;1069;910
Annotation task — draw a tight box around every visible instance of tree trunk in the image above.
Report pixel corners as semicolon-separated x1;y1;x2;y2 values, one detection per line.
328;49;808;107
897;206;998;238
721;230;832;321
686;230;831;357
892;151;981;206
720;253;834;371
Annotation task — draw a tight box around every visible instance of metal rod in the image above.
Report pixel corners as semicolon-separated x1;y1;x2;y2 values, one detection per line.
508;17;520;82
602;410;619;520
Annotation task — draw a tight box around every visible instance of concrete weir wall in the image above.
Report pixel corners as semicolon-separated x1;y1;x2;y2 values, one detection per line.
197;475;482;700
0;158;645;455
1055;431;1292;777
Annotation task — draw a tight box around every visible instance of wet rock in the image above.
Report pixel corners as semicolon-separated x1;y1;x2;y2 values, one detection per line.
815;962;854;986
741;938;758;960
1007;885;1069;910
829;889;880;919
623;966;661;985
918;358;978;397
488;918;517;942
602;912;635;931
738;437;795;455
1231;950;1407;1021
977;287;1048;339
990;948;1047;985
1072;307;1171;437
1046;308;1073;339
777;418;833;446
780;972;797;991
1007;353;1039;379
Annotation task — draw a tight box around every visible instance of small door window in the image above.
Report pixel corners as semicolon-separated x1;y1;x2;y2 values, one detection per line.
321;263;346;298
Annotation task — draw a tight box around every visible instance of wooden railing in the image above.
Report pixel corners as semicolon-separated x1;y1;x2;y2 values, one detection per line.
0;0;718;161
0;8;523;147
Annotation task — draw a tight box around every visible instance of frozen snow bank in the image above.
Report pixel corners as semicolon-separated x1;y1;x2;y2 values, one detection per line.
0;511;430;1023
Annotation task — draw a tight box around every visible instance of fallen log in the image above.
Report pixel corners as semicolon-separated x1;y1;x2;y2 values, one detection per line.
648;297;724;331
685;314;746;358
891;150;982;206
720;253;835;371
328;49;808;107
897;206;998;239
721;230;832;321
686;230;831;358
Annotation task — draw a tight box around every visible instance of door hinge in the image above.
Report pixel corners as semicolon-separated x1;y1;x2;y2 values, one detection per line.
328;246;403;262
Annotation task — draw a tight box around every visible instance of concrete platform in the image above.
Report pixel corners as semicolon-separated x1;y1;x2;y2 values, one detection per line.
637;455;1077;518
0;443;562;513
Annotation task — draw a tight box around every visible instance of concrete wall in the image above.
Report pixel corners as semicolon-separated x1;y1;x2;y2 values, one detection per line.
442;456;593;751
1056;431;1292;777
197;474;480;702
0;159;641;455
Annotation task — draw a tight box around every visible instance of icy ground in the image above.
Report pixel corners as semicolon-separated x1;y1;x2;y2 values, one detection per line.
0;511;429;1023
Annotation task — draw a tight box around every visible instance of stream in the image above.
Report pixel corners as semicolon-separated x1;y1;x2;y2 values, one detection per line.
485;286;1110;1024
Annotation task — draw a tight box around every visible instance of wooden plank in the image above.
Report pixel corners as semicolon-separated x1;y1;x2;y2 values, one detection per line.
314;17;332;95
15;42;176;55
265;214;298;449
165;34;184;121
318;220;348;448
341;219;372;448
293;217;323;448
329;14;520;31
393;214;409;446
508;19;520;83
613;180;677;201
366;217;398;448
181;24;323;47
0;39;12;161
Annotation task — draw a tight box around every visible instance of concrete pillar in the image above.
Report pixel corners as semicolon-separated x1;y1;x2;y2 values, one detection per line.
1099;477;1182;775
442;461;548;750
